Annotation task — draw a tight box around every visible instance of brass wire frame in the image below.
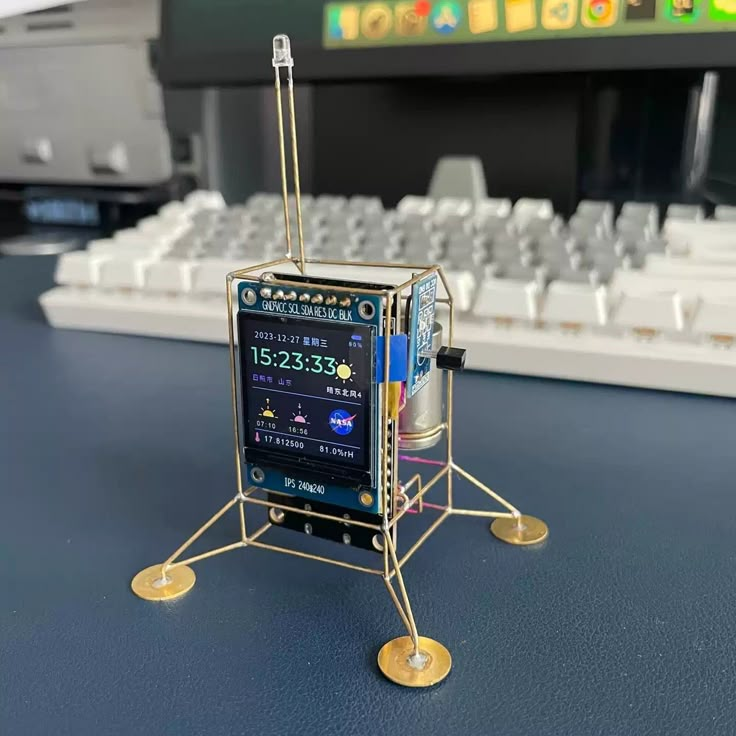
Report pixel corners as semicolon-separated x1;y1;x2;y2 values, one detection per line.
143;39;534;660
153;256;525;656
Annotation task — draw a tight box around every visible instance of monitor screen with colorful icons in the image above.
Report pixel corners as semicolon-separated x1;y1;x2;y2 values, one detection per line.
159;0;736;85
324;0;736;47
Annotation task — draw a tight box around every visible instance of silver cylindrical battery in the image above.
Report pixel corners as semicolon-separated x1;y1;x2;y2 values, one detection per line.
399;321;444;451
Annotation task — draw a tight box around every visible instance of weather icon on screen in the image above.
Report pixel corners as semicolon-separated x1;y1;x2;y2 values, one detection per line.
291;404;309;424
336;360;355;383
259;398;277;418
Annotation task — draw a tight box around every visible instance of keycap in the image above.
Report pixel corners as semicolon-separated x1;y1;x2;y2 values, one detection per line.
360;241;392;261
502;264;542;283
315;195;348;212
427;155;487;200
512;198;553;225
158;201;192;221
664;220;736;252
397;196;435;217
689;248;736;264
361;211;388;231
348;195;383;214
99;256;154;289
613;291;685;334
404;238;443;264
666;203;704;222
569;215;604;240
691;297;736;344
643;253;736;280
714;205;736;221
610;270;736;306
444;233;484;269
475;198;512;219
576;200;614;230
567;249;592;270
557;267;596;285
493;250;528;272
247;192;282;210
616;219;653;244
226;240;257;259
398;212;433;232
438;270;476;312
585;236;618;254
191;208;223;227
146;260;195;293
622;251;645;269
435;197;472;218
614;238;638;258
523;215;563;237
314;238;346;260
635;237;666;255
114;227;181;252
589;251;620;282
288;193;314;210
474;214;512;236
541;281;608;327
473;278;539;321
491;233;530;258
85;237;116;254
304;262;423;289
191;258;260;295
620;202;659;230
55;250;108;286
539;233;576;259
437;213;472;234
184;190;226;211
137;216;184;237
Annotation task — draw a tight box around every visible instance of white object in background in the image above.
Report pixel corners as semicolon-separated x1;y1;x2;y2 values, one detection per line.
0;0;87;18
39;190;736;399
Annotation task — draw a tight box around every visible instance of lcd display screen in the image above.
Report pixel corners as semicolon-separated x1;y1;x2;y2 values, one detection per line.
239;312;373;472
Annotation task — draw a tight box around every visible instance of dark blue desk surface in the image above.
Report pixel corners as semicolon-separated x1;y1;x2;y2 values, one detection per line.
2;256;736;736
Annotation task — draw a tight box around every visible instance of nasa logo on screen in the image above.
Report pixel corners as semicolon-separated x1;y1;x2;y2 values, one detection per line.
329;409;356;436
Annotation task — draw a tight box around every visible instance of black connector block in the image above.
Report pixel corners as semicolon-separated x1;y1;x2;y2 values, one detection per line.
436;346;466;372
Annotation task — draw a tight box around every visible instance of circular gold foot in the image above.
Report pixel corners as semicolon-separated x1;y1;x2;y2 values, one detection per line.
491;514;549;545
131;564;196;601
377;636;451;687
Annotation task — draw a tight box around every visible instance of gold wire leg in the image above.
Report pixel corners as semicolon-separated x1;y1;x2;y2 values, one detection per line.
434;273;548;545
383;530;420;653
377;530;452;688
450;463;549;546
131;496;245;601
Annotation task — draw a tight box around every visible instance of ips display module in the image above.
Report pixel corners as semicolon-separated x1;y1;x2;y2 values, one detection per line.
239;312;374;478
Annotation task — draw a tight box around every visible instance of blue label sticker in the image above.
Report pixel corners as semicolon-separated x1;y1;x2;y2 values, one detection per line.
375;334;408;383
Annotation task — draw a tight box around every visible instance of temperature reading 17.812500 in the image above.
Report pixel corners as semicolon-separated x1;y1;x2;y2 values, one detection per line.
250;346;337;375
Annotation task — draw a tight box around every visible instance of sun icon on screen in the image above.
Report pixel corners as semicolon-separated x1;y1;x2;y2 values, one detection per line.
259;398;277;418
291;404;309;424
336;360;354;383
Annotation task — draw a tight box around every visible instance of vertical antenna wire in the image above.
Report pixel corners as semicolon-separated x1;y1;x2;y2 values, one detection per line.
273;36;293;261
273;34;306;272
286;65;306;273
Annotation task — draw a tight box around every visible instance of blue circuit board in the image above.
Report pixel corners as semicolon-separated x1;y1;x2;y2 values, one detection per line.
406;273;438;399
235;278;387;514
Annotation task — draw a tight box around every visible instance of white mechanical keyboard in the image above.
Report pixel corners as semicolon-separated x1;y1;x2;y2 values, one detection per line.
40;190;736;397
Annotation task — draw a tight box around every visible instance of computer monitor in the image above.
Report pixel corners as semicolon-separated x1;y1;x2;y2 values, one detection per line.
158;0;734;213
158;0;736;86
